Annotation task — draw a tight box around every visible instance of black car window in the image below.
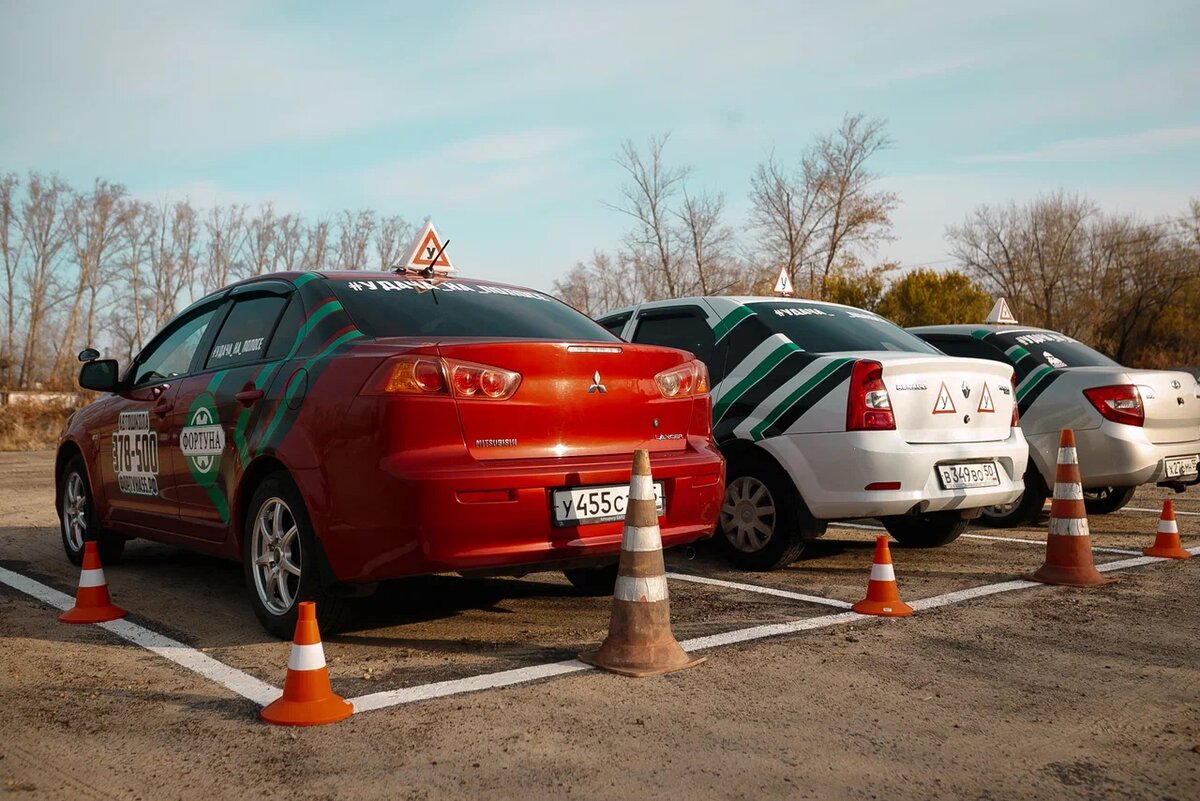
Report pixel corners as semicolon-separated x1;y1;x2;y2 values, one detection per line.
631;307;715;364
597;312;631;338
926;336;1011;365
132;304;221;386
205;295;288;369
750;302;940;355
265;293;306;360
329;279;618;341
990;330;1119;369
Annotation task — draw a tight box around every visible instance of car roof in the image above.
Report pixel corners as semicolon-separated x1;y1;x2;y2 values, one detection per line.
599;295;877;320
209;271;553;299
908;323;1056;337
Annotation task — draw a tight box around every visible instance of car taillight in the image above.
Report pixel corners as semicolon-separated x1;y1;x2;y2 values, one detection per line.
1010;374;1019;427
446;359;521;400
376;356;447;395
366;356;520;400
655;360;710;398
1083;384;1144;426
846;359;895;431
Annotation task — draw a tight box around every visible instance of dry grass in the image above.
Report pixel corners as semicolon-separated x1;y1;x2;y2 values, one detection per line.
0;401;81;451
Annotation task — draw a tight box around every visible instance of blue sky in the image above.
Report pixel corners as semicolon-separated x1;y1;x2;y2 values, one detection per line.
2;0;1198;292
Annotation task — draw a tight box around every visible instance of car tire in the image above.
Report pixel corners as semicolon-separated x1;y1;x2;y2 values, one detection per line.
1083;486;1136;515
242;472;351;639
59;455;125;567
562;564;619;595
716;452;821;571
978;462;1047;528
881;511;969;548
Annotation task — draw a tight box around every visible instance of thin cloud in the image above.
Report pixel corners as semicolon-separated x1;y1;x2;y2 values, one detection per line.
959;126;1200;164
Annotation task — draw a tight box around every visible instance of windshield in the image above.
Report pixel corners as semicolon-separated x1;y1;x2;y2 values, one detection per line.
329;278;619;341
751;302;941;355
990;330;1118;369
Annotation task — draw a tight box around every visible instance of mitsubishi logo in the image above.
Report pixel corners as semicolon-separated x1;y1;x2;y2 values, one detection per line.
961;381;971;399
587;371;607;394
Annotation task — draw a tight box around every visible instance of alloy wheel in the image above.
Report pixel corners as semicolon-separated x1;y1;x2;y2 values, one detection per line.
62;472;87;552
720;476;777;553
252;497;302;615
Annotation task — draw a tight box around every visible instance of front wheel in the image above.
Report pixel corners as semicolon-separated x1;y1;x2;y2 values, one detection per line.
882;510;969;548
716;453;822;571
242;473;350;639
1083;486;1136;515
59;455;125;566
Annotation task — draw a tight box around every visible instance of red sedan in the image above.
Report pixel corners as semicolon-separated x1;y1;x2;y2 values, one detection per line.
58;272;723;636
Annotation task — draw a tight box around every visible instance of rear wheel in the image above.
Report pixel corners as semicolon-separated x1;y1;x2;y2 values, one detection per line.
243;473;350;639
978;462;1047;528
1083;486;1136;515
562;564;618;595
881;510;969;548
716;453;821;570
59;455;125;566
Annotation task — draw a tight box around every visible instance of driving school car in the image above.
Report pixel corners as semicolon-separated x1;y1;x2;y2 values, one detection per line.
57;265;723;637
911;301;1200;526
597;297;1028;570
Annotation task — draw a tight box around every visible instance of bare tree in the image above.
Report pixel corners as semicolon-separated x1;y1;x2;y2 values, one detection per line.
16;173;72;386
334;210;376;270
302;219;332;271
552;250;642;317
374;215;413;270
245;204;276;275
203;204;246;291
0;173;22;385
676;187;739;295
748;151;826;296
274;213;306;272
147;201;200;330
609;134;689;298
116;201;153;357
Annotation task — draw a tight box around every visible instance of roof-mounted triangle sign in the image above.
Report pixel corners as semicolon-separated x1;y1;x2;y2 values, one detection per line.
400;221;455;274
986;297;1018;325
773;267;794;296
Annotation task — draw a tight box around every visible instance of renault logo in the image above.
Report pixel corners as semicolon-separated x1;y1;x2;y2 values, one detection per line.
961;381;971;399
1171;380;1182;389
587;371;607;394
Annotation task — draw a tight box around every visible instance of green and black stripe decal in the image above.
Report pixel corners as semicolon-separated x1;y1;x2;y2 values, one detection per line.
713;348;818;442
751;358;855;440
974;328;1062;415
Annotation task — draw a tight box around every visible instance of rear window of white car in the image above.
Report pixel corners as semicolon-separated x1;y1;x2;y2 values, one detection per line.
991;330;1118;369
329;278;618;341
751;302;941;355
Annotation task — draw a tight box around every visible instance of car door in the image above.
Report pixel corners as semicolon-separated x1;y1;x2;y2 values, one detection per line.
630;304;721;377
99;300;224;532
172;282;295;541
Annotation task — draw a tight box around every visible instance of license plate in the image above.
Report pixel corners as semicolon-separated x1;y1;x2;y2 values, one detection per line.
937;461;1000;490
552;482;664;527
1165;455;1199;479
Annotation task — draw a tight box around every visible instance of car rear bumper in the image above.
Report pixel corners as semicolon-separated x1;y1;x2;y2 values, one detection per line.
1027;424;1200;489
760;429;1028;519
304;444;725;582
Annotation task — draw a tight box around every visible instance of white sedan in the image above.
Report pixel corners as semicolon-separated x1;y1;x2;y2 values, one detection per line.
598;297;1029;570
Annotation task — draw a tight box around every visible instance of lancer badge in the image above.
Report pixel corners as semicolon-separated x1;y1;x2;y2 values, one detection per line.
587;371;607;394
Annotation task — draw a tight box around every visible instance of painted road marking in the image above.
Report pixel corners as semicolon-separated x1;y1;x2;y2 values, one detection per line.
828;523;1146;556
1121;506;1200;516
0;566;279;707
664;572;854;609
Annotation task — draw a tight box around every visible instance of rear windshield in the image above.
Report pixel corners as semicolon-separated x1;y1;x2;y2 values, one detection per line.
990;330;1119;369
751;302;941;355
328;278;619;341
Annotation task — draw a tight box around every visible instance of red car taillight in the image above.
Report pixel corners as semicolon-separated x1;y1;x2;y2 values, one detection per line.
1010;374;1019;428
655;360;710;398
365;356;521;400
846;359;895;431
1083;384;1144;426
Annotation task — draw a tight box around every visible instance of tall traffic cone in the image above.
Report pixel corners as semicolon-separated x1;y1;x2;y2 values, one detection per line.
579;450;704;677
1144;499;1191;559
261;601;352;726
852;536;913;617
59;541;126;624
1031;429;1113;587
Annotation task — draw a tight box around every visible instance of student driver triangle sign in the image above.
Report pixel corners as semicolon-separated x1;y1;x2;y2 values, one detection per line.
977;383;996;413
773;267;794;295
401;221;455;272
932;382;957;414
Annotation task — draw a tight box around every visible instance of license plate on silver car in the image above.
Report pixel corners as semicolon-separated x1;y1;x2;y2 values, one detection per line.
552;482;664;527
937;462;1000;490
1164;455;1199;479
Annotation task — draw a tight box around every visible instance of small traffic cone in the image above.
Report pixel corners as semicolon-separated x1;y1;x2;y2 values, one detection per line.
852;536;913;617
579;449;704;677
261;601;352;726
59;541;127;624
1144;499;1191;559
1031;429;1113;587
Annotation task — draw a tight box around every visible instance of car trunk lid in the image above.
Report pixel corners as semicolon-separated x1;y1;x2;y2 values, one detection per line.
1126;369;1200;444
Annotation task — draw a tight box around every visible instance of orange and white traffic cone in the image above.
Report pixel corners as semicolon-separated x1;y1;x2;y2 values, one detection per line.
852;536;913;617
59;541;127;624
1144;499;1191;559
579;449;704;677
261;601;352;726
1031;428;1113;587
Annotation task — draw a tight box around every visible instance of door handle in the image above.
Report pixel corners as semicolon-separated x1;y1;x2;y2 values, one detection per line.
152;400;174;417
235;388;265;406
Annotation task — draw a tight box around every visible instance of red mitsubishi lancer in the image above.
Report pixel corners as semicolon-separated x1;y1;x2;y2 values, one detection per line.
58;271;723;636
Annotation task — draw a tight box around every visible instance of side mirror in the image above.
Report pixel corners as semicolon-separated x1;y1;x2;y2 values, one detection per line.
79;359;120;392
78;347;101;362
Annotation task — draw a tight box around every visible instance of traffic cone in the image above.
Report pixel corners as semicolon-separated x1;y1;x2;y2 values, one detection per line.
579;450;704;677
1143;499;1191;559
59;541;127;624
1031;429;1113;587
261;601;352;726
852;536;913;617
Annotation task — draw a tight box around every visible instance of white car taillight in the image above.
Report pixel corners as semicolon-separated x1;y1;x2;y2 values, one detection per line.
655;360;710;398
1010;374;1019;428
846;359;895;431
1082;384;1144;427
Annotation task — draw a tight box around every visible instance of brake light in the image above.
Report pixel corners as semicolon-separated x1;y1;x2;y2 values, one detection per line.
377;356;446;395
1083;384;1144;426
365;356;520;399
846;359;895;431
656;360;710;398
447;359;521;400
1010;374;1019;428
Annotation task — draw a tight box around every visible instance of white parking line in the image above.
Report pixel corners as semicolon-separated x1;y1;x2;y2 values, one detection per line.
665;572;854;609
1121;506;1200;517
960;532;1142;556
0;566;280;707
